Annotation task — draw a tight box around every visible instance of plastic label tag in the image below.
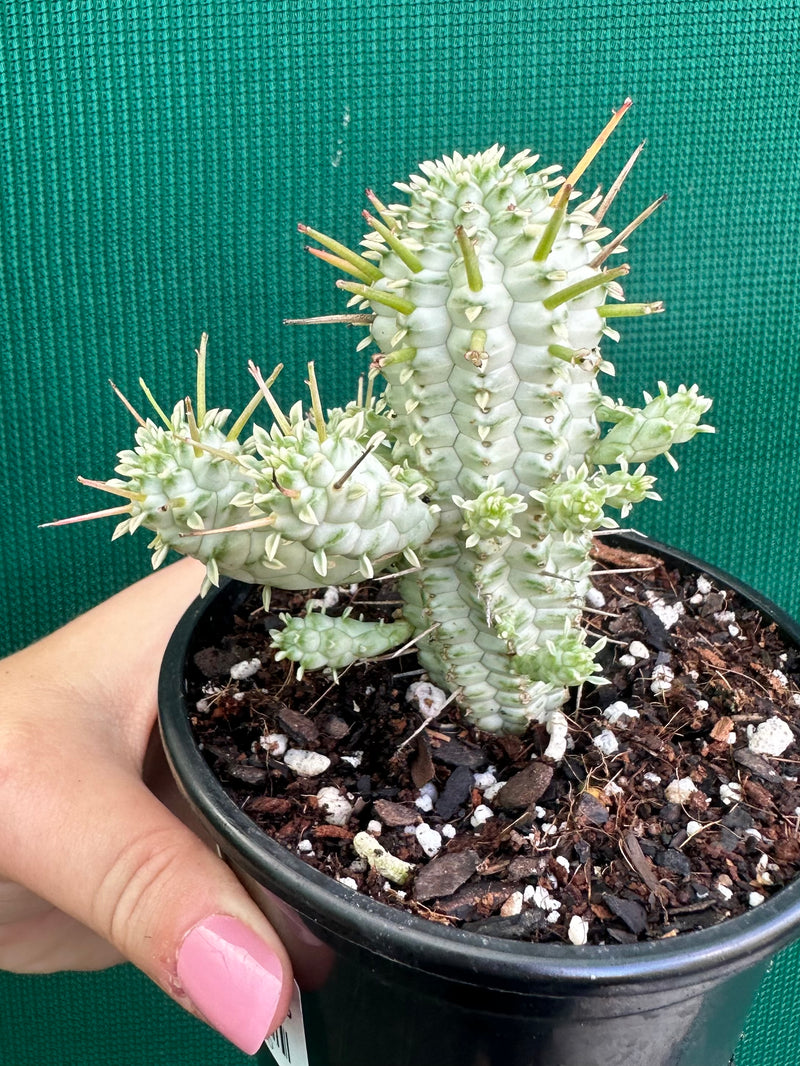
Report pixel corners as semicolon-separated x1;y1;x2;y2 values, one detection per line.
263;980;309;1066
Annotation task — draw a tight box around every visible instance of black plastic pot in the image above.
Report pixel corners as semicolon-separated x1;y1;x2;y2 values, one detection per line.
158;533;800;1066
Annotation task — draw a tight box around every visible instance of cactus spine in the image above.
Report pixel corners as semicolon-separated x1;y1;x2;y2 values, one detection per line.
53;102;712;758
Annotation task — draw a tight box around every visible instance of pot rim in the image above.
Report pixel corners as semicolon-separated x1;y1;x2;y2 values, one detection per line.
159;531;800;992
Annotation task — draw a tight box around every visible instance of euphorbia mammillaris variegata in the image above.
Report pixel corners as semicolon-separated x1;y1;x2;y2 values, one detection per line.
54;100;712;759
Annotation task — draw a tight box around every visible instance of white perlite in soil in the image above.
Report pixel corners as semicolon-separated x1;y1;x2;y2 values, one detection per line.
747;717;794;757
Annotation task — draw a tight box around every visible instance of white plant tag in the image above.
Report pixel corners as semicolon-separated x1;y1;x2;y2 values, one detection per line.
263;980;309;1066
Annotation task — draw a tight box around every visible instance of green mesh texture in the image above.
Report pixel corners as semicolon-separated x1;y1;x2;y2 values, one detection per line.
0;1;798;1063
0;966;249;1066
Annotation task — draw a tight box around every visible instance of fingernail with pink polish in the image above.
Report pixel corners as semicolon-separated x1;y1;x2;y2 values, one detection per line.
177;915;284;1054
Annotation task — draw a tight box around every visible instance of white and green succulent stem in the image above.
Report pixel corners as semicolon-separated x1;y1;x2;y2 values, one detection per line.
56;102;713;757
298;101;712;753
54;336;436;611
272;607;413;681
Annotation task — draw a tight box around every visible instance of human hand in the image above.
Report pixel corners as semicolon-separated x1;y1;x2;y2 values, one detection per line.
0;558;293;1055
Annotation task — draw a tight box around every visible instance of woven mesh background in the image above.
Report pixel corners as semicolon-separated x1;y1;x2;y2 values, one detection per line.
1;0;799;1062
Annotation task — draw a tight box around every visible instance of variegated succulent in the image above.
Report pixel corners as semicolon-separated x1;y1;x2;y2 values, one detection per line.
53;100;712;758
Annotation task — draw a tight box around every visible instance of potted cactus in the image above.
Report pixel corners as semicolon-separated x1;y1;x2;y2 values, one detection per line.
53;100;800;1066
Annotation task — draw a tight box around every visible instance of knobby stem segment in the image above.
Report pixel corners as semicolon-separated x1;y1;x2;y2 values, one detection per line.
332;439;380;490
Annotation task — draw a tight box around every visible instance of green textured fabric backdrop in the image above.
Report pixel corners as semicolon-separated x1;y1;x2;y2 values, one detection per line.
1;1;799;1063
